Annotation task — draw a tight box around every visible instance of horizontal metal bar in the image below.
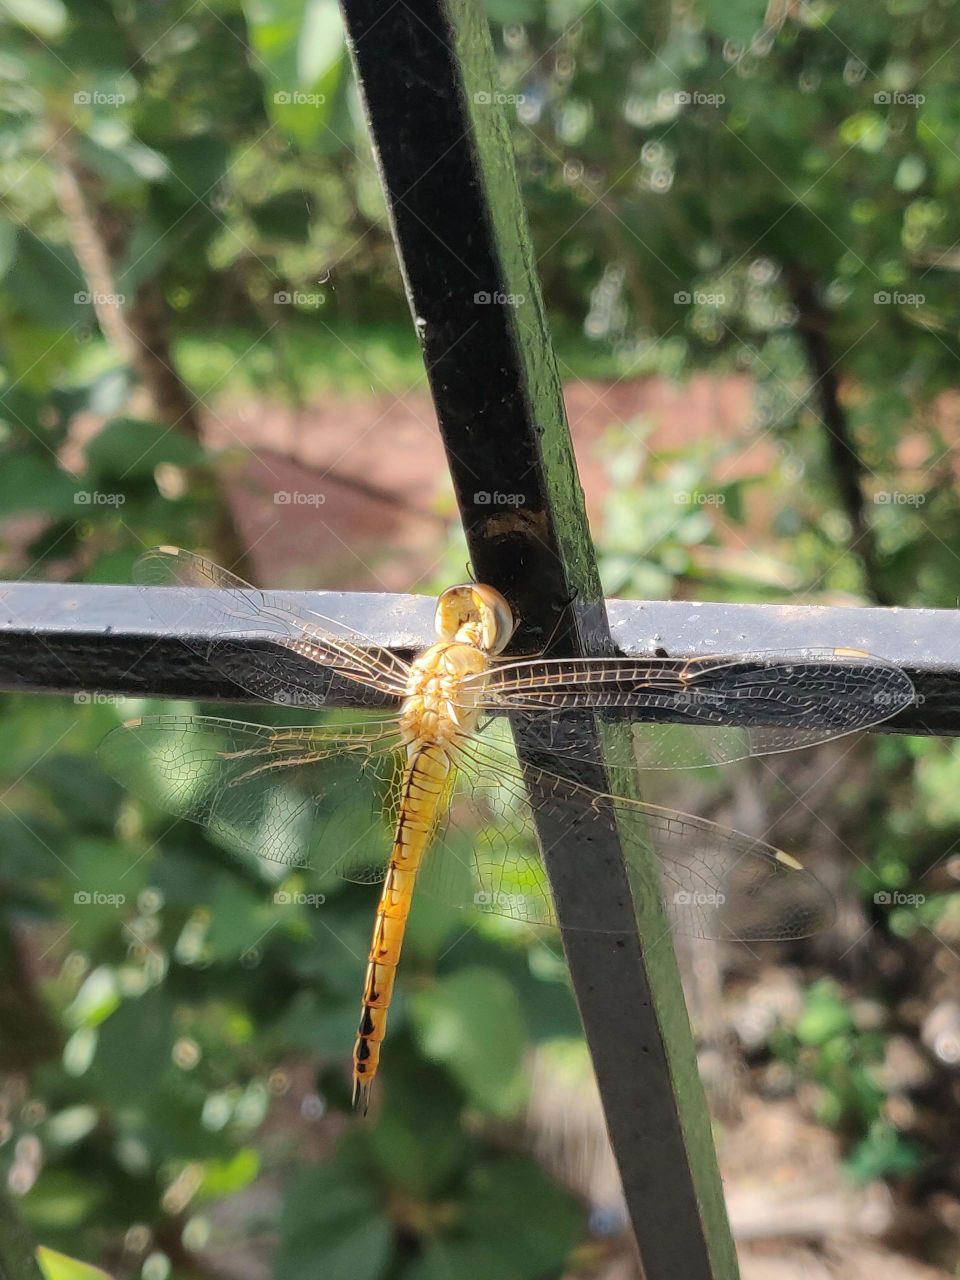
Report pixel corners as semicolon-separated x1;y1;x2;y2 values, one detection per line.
0;582;953;734
0;582;422;703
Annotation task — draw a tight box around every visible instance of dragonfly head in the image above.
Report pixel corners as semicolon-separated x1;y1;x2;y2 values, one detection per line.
435;584;516;655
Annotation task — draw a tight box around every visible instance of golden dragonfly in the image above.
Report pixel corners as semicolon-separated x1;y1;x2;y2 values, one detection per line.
99;548;915;1112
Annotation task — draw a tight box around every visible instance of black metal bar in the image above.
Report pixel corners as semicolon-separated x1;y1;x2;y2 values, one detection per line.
0;582;419;704
0;582;953;735
340;2;739;1275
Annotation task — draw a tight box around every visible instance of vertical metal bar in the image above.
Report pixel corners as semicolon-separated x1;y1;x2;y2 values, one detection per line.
339;3;739;1277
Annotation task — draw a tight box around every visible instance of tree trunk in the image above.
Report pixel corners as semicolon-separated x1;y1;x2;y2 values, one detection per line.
788;272;890;605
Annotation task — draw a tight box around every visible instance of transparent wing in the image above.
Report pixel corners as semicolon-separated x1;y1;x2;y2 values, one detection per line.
100;712;835;940
135;547;411;709
99;715;404;880
419;721;834;941
462;649;914;769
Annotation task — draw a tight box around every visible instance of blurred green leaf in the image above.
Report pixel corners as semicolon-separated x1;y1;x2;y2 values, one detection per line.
795;983;854;1046
410;968;526;1115
366;1039;467;1198
703;0;766;43
198;1148;261;1198
161;137;229;200
5;235;86;329
245;0;344;145
2;324;71;392
43;1107;99;1151
84;417;204;478
459;1158;582;1273
406;1157;582;1280
89;990;174;1103
250;191;313;243
0;455;79;520
277;1145;392;1280
65;967;120;1031
201;877;284;959
37;1245;112;1280
32;757;120;833
846;1121;925;1183
23;1172;103;1232
2;0;67;37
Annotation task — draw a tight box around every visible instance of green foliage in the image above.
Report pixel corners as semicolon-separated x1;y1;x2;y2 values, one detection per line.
773;980;926;1184
846;1121;924;1184
275;1123;584;1280
410;967;527;1116
37;1246;112;1280
0;683;582;1274
403;1157;583;1280
3;0;960;1273
277;1146;392;1280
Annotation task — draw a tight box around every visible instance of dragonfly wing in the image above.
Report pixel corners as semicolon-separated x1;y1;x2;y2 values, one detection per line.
421;723;834;940
99;715;403;881
420;733;555;927
135;547;411;708
463;649;914;768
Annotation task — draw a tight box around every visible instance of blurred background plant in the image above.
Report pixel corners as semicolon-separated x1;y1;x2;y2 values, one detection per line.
2;0;960;1276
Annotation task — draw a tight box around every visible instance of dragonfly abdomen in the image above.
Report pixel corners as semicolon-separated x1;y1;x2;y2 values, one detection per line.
352;741;451;1114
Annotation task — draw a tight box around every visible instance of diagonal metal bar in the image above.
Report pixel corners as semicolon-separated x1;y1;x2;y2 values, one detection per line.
0;582;953;734
340;1;739;1276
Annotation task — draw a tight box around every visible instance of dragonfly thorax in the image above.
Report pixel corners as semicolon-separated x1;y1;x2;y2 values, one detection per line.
400;641;491;747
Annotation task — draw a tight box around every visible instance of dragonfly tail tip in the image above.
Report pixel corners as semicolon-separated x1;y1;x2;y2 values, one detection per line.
352;1075;373;1116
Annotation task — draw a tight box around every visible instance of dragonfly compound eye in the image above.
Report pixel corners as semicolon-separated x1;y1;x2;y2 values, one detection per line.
435;584;516;654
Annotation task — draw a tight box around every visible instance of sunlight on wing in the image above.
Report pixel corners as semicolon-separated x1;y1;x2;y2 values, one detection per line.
421;720;835;941
135;547;411;708
462;649;914;769
99;715;403;881
100;709;835;941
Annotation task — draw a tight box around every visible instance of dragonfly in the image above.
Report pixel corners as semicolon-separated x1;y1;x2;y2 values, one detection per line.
98;548;915;1112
